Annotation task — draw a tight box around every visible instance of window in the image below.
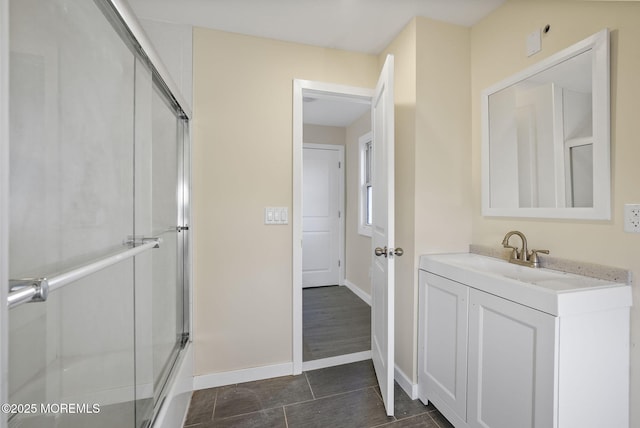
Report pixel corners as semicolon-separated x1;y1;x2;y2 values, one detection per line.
359;132;373;236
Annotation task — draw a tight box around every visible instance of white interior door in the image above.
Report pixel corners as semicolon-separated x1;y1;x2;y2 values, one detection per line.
302;145;341;287
371;54;396;416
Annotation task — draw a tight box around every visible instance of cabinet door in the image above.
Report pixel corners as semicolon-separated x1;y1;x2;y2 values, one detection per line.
467;289;557;428
419;272;469;425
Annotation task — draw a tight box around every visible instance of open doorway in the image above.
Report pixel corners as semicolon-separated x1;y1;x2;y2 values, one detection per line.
302;140;370;367
294;55;396;416
293;80;374;372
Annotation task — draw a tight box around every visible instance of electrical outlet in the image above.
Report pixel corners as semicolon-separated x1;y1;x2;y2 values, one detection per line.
624;204;640;233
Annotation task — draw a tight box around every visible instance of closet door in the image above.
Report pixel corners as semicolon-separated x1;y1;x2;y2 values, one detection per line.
302;145;341;288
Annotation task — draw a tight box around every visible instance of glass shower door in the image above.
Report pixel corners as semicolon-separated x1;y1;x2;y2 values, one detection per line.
7;1;191;427
8;0;137;426
134;61;188;426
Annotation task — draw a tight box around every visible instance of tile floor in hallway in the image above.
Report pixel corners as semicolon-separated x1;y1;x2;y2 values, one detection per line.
303;285;371;361
183;360;454;428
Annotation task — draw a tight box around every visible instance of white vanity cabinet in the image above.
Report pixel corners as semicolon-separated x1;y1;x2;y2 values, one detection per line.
418;273;469;427
467;287;556;428
418;253;632;428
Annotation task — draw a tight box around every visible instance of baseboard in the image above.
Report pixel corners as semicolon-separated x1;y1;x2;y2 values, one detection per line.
343;279;371;306
302;351;372;371
395;364;418;400
193;362;293;390
192;357;418;403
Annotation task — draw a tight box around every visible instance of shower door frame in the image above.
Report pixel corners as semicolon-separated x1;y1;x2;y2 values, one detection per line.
0;1;193;426
107;0;192;120
1;0;10;424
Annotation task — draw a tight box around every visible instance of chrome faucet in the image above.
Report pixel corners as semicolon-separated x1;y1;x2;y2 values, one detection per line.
501;231;549;268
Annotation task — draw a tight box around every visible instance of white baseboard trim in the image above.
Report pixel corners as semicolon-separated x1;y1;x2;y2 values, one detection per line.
192;357;418;403
302;351;372;371
395;364;418;400
344;279;371;306
193;362;293;390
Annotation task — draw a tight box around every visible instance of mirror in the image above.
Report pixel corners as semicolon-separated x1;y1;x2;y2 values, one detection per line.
482;29;610;219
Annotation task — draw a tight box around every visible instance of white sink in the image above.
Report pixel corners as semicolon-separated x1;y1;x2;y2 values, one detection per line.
419;253;630;315
443;253;567;282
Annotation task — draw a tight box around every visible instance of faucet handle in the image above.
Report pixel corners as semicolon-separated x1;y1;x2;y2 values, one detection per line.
503;245;519;260
529;249;549;268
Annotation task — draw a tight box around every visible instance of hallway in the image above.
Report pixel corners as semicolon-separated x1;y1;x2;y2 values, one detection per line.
303;286;371;361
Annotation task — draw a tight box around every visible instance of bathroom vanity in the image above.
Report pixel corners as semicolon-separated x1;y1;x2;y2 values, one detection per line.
418;253;631;428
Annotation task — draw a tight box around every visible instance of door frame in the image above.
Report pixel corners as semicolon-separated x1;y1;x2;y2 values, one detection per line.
302;143;345;288
293;79;373;374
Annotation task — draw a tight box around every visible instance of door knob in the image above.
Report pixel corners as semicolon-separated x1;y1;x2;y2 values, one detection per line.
374;246;387;257
393;247;404;257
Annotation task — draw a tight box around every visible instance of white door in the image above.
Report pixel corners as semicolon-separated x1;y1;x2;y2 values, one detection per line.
302;145;341;287
371;54;397;417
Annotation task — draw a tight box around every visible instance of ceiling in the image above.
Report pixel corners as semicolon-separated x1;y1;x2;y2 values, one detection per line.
303;95;371;127
128;0;506;127
128;0;506;55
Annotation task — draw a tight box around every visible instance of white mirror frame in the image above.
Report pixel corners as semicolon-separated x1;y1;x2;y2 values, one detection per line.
481;29;610;219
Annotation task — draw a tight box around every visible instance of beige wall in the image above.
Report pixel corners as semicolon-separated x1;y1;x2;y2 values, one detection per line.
378;18;418;381
413;16;473;378
193;17;471;386
379;17;472;381
192;28;378;375
471;1;640;425
415;16;472;258
345;113;372;294
303;124;345;146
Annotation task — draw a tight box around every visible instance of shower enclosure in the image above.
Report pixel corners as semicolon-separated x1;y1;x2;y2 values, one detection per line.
1;0;192;427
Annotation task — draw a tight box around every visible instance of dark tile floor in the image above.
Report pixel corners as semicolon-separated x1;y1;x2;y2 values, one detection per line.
183;360;454;428
303;286;371;361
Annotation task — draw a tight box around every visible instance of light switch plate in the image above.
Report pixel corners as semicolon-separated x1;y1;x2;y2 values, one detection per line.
265;207;288;225
526;29;541;57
